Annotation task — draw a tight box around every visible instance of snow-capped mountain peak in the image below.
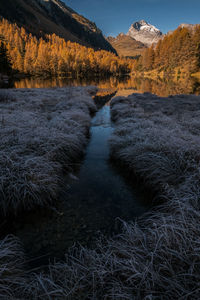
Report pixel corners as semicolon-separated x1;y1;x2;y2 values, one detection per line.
132;20;160;33
127;20;162;46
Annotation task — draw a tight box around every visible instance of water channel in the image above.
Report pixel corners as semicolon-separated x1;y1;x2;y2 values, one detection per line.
3;93;150;267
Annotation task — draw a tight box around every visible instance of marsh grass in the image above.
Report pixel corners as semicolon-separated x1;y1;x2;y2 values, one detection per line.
0;235;25;299
107;93;200;298
110;93;200;202
2;91;200;299
0;87;97;216
6;203;200;299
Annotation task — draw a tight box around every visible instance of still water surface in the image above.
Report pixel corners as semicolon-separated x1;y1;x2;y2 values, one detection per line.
12;75;200;97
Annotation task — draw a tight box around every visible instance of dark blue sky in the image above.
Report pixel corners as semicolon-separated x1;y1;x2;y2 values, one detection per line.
65;0;200;36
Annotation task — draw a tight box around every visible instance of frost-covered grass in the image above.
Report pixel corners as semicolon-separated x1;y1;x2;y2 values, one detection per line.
0;87;97;215
110;93;200;202
106;92;200;298
23;91;198;299
26;205;200;299
2;92;200;299
2;204;200;299
0;235;25;299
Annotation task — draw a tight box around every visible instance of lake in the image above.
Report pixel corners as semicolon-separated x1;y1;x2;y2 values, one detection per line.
11;74;200;97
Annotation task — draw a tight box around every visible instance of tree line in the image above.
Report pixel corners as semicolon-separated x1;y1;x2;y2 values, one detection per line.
0;18;133;77
133;26;200;74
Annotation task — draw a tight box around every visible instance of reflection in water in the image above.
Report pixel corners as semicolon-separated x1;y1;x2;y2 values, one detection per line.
12;75;200;97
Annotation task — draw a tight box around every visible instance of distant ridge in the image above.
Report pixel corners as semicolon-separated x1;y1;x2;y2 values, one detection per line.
179;23;197;32
107;33;147;57
166;23;199;36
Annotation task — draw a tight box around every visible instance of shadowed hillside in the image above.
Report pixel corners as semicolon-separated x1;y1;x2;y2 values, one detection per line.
0;0;116;52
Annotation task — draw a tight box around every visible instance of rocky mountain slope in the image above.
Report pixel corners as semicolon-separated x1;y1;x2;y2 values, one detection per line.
127;20;163;46
0;0;115;52
107;33;147;57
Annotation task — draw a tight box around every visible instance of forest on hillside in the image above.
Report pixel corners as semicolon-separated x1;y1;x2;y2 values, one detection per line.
0;18;132;77
133;26;200;74
1;17;200;79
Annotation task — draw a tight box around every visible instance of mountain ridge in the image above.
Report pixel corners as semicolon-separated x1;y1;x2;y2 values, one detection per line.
0;0;116;52
127;20;163;46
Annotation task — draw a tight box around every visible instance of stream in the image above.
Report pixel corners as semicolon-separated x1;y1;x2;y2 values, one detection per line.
4;96;150;267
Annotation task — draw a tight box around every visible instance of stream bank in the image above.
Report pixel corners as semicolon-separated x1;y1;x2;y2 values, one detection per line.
2;92;150;267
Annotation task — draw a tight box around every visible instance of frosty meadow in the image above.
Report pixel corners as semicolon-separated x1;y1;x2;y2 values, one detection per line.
0;87;200;299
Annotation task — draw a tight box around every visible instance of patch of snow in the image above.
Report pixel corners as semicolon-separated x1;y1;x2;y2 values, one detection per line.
140;24;160;33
